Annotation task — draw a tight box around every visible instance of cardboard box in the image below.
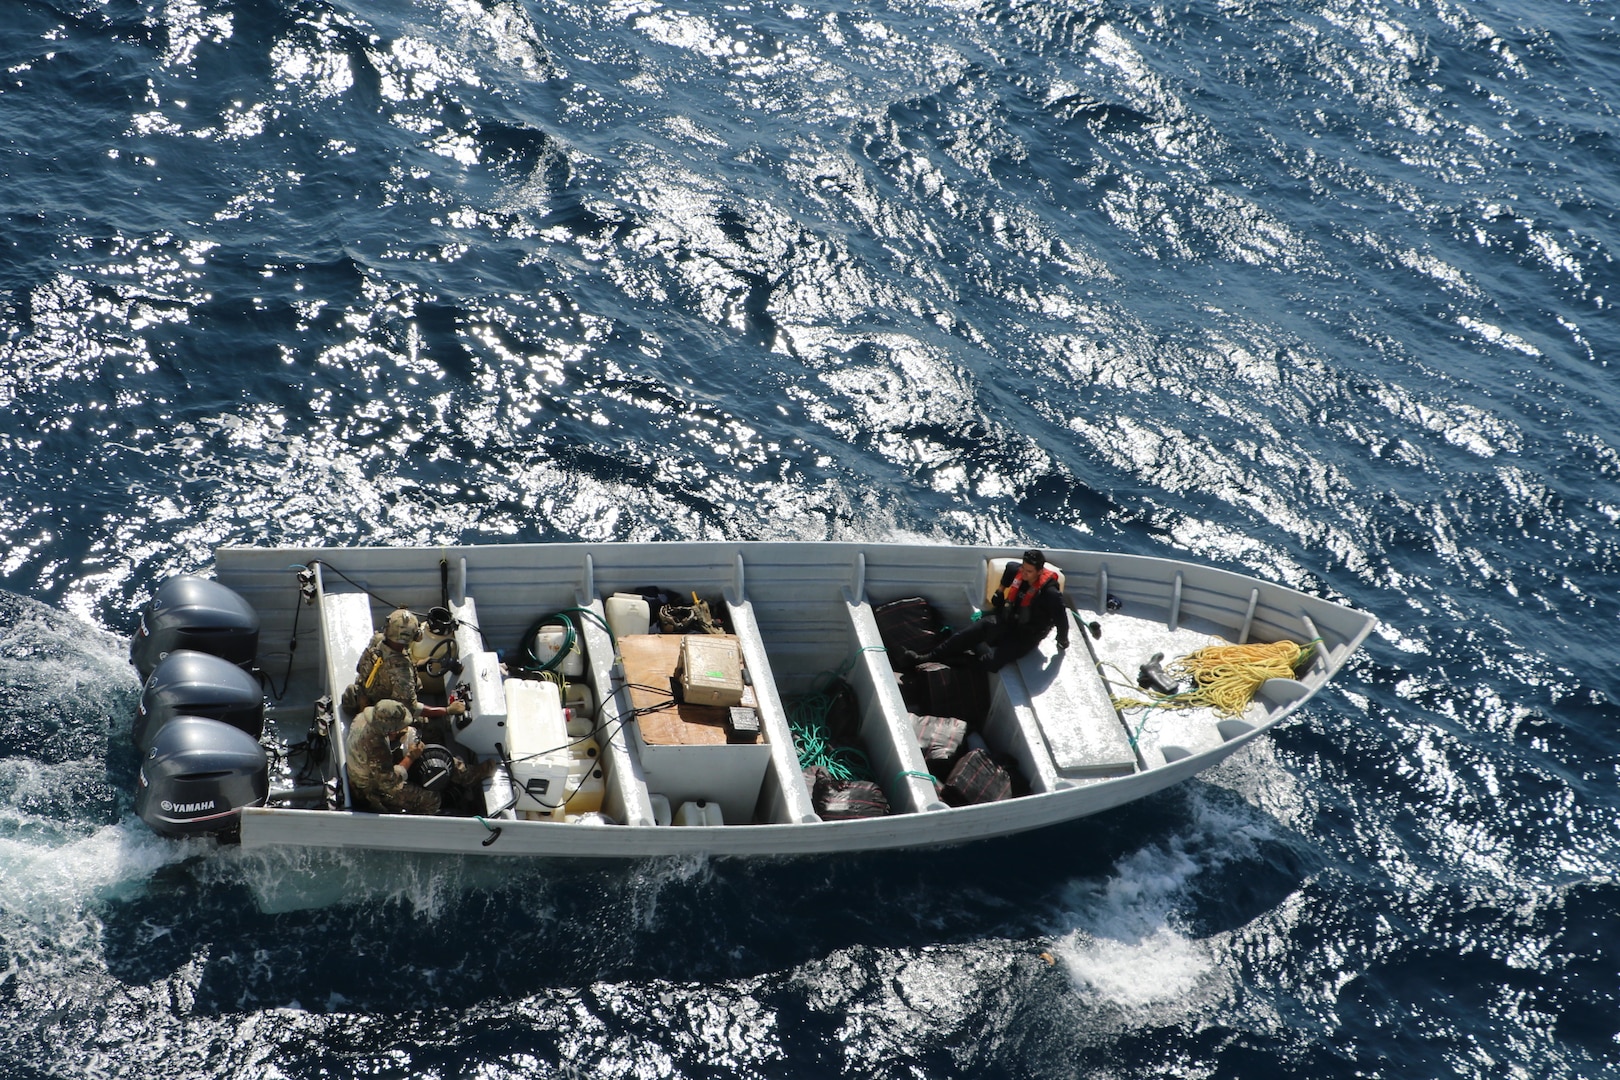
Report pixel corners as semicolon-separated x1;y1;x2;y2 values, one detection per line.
679;635;744;707
618;635;756;745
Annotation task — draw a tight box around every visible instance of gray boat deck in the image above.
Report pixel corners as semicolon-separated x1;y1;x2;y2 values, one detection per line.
207;540;1374;856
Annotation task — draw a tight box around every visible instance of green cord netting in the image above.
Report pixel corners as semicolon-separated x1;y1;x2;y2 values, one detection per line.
784;647;888;783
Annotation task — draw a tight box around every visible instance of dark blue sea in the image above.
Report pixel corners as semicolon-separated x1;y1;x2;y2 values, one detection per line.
3;0;1617;1075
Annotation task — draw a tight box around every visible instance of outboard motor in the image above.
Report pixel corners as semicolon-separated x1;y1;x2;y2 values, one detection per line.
135;650;266;751
130;575;260;680
135;716;269;839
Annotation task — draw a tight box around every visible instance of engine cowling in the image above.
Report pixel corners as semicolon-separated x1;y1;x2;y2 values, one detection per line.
130;576;260;680
135;649;266;751
135;716;269;839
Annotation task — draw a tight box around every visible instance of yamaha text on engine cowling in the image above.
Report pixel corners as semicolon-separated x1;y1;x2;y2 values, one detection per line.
135;716;270;839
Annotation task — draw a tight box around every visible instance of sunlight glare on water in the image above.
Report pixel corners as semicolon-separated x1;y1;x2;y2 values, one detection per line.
1;0;1618;1075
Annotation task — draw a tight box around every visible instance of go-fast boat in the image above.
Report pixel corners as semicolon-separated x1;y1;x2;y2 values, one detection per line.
128;541;1374;857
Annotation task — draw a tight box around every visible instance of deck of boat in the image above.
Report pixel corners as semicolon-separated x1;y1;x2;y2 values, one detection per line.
222;541;1373;856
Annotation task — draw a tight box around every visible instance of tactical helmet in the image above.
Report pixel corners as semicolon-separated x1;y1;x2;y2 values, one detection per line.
384;608;420;646
373;699;408;725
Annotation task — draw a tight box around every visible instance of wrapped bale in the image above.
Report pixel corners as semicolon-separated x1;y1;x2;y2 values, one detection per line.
941;748;1012;807
873;597;944;672
905;662;990;727
804;766;891;820
911;713;967;779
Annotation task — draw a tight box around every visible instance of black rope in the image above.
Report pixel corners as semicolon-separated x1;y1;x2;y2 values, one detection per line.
306;559;404;613
265;582;306;702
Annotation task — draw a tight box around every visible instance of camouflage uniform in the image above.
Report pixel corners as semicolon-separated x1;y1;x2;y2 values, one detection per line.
339;632;386;715
341;609;424;716
355;643;471;749
361;642;423;713
345;699;441;815
342;610;486;805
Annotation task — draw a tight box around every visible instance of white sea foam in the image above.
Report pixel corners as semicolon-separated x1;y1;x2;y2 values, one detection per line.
0;820;199;925
205;844;501;916
1051;852;1208;1006
1045;786;1284;1017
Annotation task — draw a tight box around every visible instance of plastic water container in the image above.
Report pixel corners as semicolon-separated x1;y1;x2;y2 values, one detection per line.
565;709;595;739
673;800;724;827
605;593;651;639
533;624;584;677
648;793;672;827
563;682;594;724
564;763;605;814
408;620;457;693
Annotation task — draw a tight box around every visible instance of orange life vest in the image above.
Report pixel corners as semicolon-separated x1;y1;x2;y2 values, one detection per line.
1003;567;1059;609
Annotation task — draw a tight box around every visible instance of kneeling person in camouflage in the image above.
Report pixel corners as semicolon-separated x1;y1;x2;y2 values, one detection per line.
342;608;427;715
345;698;441;815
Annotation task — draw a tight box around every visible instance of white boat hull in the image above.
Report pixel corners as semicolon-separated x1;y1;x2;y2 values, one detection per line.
180;540;1373;858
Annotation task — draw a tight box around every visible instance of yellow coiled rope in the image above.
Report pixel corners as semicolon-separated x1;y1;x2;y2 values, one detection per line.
1111;639;1317;718
1177;640;1314;715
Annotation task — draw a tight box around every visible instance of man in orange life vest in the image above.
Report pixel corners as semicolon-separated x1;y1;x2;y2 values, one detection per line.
902;549;1071;671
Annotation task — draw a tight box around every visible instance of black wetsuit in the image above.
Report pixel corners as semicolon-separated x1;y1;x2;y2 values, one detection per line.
928;564;1071;671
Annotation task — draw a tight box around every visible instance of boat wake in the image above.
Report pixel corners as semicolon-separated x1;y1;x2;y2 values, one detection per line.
0;588;151;859
1047;833;1222;1010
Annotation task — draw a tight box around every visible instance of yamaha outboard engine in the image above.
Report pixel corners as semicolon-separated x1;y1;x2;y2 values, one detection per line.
136;716;269;839
130;575;260;680
135;650;266;751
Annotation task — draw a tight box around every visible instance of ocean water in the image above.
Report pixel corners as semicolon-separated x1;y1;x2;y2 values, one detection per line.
2;0;1617;1076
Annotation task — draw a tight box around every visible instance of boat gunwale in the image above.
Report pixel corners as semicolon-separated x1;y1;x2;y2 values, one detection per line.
217;539;1373;856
